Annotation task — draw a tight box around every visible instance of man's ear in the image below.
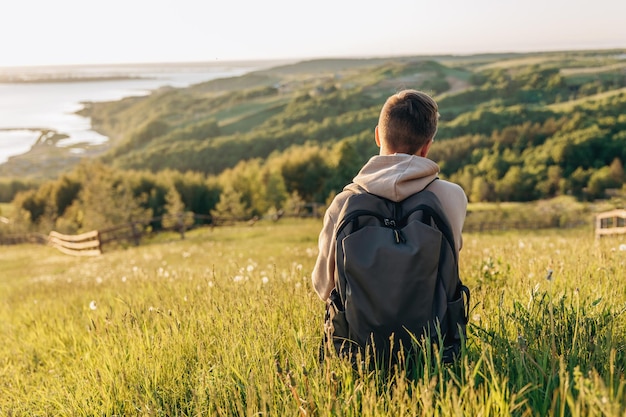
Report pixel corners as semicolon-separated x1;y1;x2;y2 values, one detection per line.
375;126;381;147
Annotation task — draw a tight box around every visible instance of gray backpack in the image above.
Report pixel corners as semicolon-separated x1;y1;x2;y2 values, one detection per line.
324;182;470;365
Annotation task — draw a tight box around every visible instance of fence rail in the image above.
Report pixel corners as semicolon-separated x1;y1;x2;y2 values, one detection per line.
48;230;101;256
0;213;222;255
462;220;589;233
0;233;48;246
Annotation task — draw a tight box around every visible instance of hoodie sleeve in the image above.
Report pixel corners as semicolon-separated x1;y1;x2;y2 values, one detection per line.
311;191;353;301
311;206;337;301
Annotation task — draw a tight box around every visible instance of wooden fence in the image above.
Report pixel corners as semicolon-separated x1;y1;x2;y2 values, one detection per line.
0;213;210;256
48;230;102;256
462;220;589;233
0;233;48;245
595;209;626;238
2;210;617;255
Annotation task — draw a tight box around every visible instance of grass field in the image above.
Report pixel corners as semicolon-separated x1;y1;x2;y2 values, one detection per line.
1;219;625;416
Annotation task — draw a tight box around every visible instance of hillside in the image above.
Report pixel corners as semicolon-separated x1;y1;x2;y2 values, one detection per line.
2;50;626;233
79;50;626;200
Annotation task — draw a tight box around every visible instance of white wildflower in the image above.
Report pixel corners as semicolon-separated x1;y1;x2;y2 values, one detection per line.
89;300;97;310
233;275;245;283
261;276;269;284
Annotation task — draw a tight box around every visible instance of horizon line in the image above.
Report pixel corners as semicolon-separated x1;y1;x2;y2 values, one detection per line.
1;45;625;71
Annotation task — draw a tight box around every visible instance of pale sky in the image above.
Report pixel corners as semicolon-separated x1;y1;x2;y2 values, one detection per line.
1;0;625;67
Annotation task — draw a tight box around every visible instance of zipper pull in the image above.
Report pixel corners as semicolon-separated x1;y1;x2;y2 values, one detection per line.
393;229;405;244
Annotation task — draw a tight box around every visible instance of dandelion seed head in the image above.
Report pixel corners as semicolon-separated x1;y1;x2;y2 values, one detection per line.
619;244;626;251
208;281;214;288
96;277;103;284
89;300;97;310
262;276;269;284
121;276;127;283
233;275;244;283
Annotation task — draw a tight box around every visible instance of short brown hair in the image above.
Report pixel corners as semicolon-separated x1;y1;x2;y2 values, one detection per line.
377;90;439;155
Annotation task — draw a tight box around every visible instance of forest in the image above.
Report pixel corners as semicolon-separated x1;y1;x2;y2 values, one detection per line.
1;50;625;233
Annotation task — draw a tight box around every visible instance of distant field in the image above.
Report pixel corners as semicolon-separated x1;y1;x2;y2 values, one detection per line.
1;219;625;415
548;86;626;111
474;55;557;71
561;62;626;76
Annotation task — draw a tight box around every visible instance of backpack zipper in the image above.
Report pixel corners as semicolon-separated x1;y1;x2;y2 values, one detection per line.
338;210;405;244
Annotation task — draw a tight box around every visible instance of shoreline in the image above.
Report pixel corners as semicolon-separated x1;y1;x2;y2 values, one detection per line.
0;63;269;176
0;75;149;84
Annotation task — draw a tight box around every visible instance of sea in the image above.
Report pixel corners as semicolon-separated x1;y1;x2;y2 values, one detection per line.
0;61;274;164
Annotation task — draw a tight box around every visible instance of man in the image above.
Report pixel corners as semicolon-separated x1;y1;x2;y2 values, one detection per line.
311;89;467;304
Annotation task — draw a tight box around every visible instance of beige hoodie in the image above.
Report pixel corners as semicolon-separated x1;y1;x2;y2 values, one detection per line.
311;154;467;301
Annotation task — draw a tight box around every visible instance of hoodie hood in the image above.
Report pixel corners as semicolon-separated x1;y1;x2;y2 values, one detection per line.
349;154;440;202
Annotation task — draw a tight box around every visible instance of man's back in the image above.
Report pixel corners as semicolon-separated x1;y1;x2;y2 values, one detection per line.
312;154;466;301
325;185;469;364
311;89;469;366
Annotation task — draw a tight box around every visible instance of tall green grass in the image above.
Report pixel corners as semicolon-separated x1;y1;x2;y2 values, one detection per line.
1;219;624;415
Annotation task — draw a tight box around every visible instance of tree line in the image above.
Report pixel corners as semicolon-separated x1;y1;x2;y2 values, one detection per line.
2;51;626;233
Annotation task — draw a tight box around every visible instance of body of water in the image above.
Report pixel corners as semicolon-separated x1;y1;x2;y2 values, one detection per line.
0;62;265;164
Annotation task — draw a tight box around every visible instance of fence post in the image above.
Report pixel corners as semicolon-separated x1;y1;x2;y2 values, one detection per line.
131;222;140;246
97;230;103;253
178;212;185;240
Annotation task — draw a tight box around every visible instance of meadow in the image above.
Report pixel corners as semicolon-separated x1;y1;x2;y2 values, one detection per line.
1;218;625;416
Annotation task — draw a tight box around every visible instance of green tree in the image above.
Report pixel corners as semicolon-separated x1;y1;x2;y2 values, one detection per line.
470;177;491;203
210;186;249;221
281;147;332;202
76;163;153;231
